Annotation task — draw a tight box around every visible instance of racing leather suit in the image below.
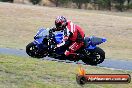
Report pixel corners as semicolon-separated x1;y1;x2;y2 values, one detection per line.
57;21;85;57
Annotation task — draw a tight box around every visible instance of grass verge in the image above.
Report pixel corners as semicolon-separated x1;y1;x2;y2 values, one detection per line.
0;54;132;88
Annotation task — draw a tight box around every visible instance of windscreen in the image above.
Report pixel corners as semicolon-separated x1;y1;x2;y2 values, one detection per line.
35;28;49;38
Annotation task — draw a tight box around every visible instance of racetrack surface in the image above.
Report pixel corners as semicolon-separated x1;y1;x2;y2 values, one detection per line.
0;47;132;71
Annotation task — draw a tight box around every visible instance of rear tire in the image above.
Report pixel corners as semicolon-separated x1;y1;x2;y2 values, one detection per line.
82;47;105;65
26;42;47;58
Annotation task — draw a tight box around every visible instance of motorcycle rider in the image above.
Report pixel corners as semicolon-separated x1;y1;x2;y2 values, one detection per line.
50;16;85;59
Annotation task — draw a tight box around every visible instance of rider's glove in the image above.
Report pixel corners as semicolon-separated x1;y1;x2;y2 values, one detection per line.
51;27;57;32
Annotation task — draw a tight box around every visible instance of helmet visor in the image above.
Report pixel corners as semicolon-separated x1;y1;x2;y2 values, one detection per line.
55;22;62;28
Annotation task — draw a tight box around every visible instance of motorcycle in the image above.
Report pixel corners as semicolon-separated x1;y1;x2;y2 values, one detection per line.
26;27;107;65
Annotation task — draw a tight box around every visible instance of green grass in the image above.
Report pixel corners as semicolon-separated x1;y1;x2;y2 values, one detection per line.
0;2;132;60
0;54;132;88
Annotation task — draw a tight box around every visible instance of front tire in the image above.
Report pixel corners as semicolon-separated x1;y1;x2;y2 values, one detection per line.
26;42;47;58
82;47;105;65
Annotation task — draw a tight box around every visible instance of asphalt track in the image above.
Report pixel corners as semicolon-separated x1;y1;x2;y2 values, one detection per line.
0;48;132;71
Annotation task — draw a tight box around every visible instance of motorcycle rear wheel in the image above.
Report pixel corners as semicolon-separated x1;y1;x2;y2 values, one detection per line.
82;47;105;65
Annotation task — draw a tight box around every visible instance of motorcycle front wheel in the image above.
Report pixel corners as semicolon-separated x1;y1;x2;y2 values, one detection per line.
26;42;48;58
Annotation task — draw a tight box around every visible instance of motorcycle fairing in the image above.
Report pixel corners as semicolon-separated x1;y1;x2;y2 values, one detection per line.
33;28;48;45
54;33;63;44
33;28;107;52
